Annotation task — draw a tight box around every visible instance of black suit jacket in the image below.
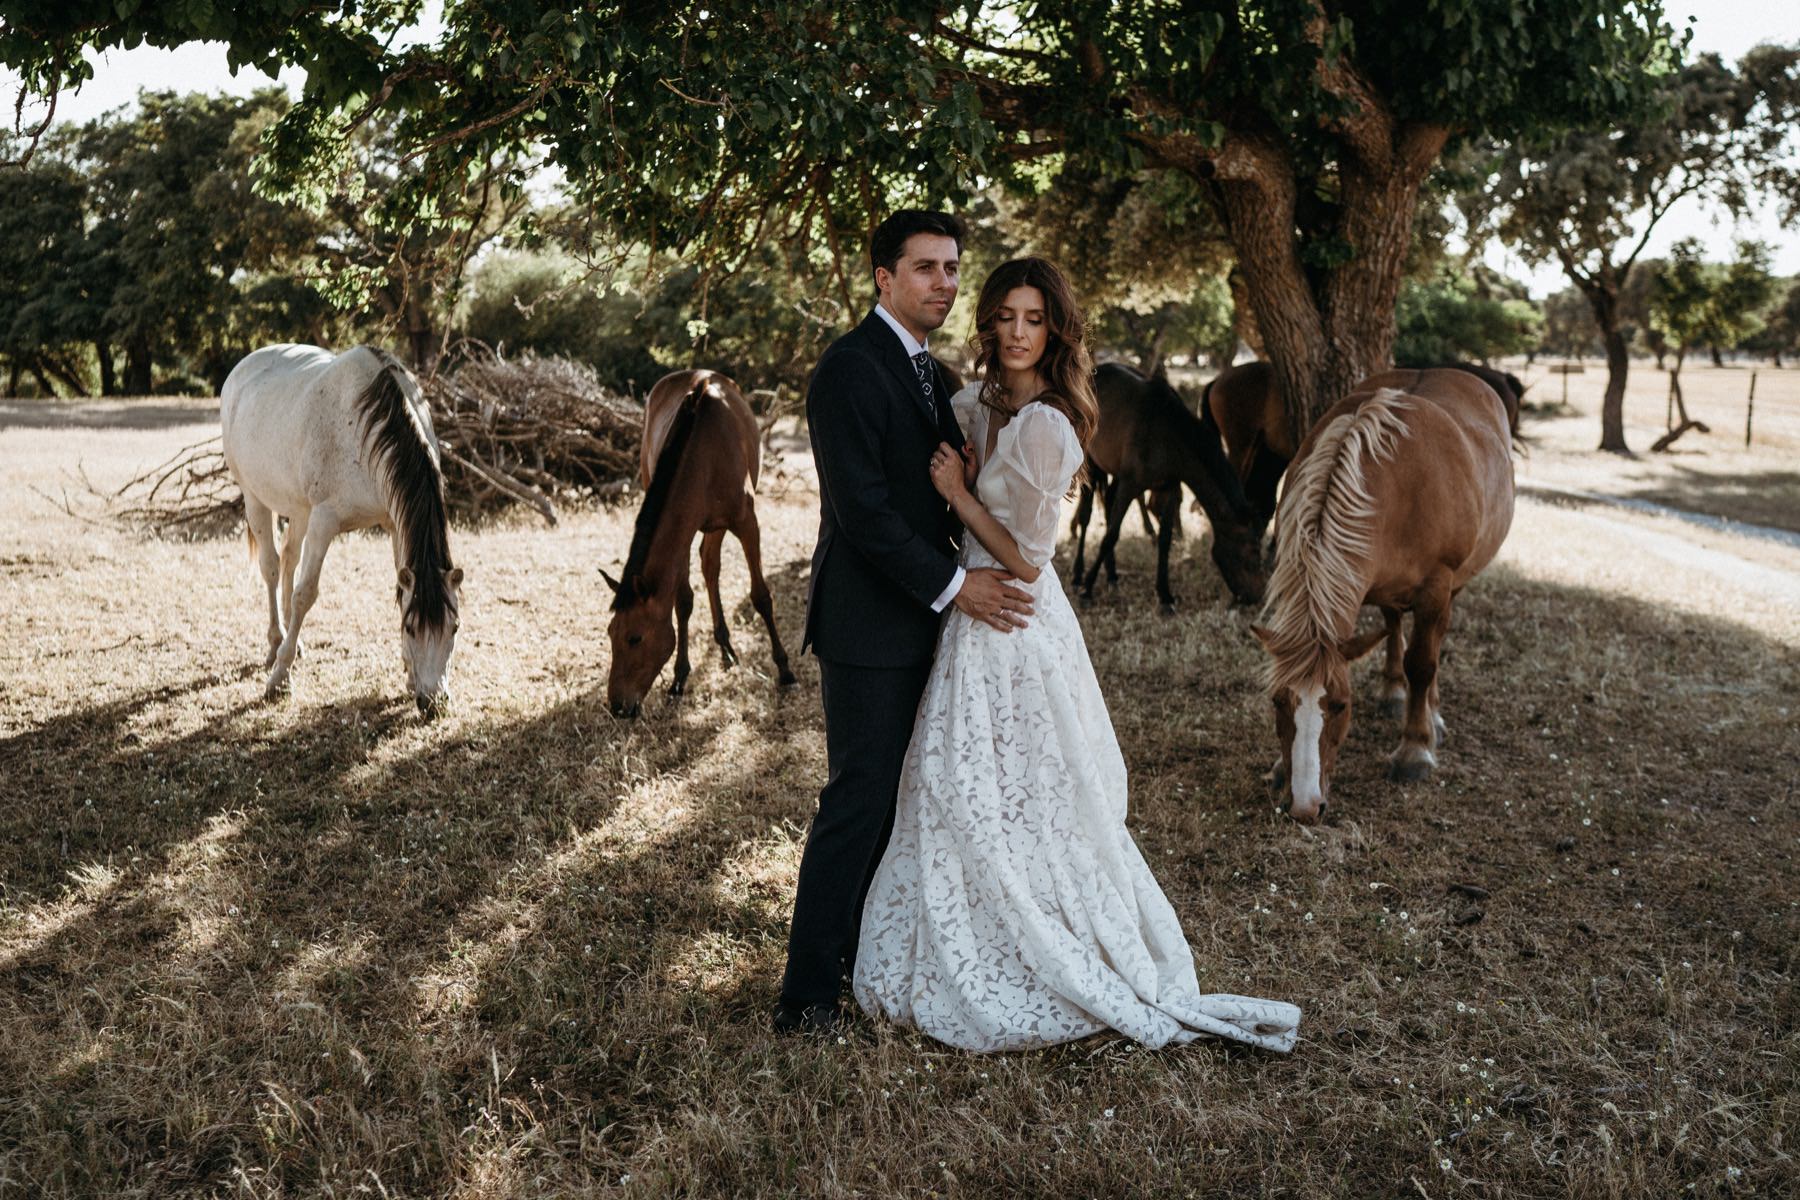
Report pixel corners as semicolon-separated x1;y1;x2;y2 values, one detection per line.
803;310;966;667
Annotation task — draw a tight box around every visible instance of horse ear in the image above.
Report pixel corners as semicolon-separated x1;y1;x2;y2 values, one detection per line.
446;567;464;588
398;566;416;592
1338;625;1389;662
598;568;620;593
1250;624;1276;653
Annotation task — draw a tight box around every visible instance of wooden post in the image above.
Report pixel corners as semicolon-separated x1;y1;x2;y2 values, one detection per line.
1561;363;1569;407
1745;370;1757;447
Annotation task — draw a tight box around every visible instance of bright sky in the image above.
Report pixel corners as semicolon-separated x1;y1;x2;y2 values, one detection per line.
4;1;1794;297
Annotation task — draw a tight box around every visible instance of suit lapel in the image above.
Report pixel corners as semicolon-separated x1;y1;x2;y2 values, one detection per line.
858;310;942;432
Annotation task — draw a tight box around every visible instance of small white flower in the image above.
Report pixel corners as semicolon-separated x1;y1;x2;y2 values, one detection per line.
1440;1158;1452;1171
1582;817;1592;826
620;1174;632;1185
1455;1001;1467;1013
1103;1108;1115;1119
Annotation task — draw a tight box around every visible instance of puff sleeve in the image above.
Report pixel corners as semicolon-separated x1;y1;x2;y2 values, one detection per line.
992;403;1084;569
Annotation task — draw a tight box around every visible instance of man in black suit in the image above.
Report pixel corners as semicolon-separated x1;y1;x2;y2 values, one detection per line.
775;210;1033;1033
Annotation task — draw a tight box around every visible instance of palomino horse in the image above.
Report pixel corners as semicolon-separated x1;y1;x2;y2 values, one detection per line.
221;344;463;712
1203;361;1523;545
602;369;796;718
1253;369;1514;823
1070;362;1266;608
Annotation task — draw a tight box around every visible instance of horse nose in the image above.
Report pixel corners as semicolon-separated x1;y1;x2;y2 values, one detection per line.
1287;793;1327;824
611;700;641;720
417;691;448;718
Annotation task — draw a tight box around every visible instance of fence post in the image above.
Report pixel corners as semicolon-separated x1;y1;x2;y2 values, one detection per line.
1745;370;1757;448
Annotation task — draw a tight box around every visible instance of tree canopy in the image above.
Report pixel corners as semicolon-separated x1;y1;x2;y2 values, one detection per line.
3;1;1687;429
1469;44;1800;449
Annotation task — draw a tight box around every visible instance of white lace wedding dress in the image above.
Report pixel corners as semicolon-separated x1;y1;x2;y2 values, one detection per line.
852;385;1301;1053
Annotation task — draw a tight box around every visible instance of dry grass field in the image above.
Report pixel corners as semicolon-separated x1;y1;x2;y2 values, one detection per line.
1;367;1796;1198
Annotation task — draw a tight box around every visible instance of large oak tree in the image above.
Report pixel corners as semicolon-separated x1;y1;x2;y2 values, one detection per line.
4;1;1683;433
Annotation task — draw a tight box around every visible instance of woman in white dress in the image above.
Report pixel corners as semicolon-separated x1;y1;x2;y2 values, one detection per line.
852;257;1301;1054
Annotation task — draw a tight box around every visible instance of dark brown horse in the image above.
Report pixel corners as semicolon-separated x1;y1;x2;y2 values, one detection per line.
602;369;796;717
1070;363;1266;608
1203;361;1523;544
1253;369;1514;823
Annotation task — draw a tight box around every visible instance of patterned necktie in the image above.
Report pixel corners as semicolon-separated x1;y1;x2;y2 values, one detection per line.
909;350;937;420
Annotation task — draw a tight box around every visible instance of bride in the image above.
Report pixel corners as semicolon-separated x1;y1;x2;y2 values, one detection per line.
852;256;1300;1053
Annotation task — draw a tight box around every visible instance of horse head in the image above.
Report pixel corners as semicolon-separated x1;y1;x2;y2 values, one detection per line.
601;568;676;719
398;564;464;716
1253;624;1387;823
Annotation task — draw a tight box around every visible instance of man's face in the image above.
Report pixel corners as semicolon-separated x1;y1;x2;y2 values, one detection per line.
876;233;960;340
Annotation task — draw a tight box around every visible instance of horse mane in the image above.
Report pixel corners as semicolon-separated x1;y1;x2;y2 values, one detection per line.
1261;388;1412;692
613;377;707;611
354;349;454;628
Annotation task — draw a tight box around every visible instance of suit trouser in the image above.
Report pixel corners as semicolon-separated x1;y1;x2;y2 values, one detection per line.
780;655;933;1008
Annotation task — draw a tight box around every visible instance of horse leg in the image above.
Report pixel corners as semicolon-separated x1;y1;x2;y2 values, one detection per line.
671;573;694;698
266;508;340;701
1153;486;1180;613
1388;579;1452;783
243;493;283;668
278;506;311;663
734;506;797;687
1099;477;1125;585
1086;477;1134;597
1071;475;1096;582
1378;605;1407;719
699;528;737;668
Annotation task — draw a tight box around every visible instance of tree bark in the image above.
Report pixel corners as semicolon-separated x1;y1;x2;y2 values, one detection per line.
1599;324;1630;452
124;339;153;395
42;353;89;397
96;341;117;395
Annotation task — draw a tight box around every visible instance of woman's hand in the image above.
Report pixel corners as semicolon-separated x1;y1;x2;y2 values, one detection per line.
930;441;969;502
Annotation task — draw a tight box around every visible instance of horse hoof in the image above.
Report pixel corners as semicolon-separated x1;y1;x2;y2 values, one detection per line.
1158;602;1178;617
1432;715;1448;746
1387;755;1435;784
264;678;290;702
1379;696;1406;721
776;670;798;689
719;649;739;669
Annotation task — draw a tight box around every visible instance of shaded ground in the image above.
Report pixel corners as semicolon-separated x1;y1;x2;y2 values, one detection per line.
1;410;1795;1198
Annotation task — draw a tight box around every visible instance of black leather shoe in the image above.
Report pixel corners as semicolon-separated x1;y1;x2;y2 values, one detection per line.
771;1001;842;1036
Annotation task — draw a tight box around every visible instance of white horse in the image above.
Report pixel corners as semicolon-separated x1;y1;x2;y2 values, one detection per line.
220;344;463;713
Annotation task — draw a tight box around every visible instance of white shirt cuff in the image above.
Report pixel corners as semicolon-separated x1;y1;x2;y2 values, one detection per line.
931;566;965;613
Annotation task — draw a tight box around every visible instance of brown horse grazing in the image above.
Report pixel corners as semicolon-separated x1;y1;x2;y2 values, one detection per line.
1253;369;1514;824
1071;363;1266;608
1204;361;1524;545
601;369;797;718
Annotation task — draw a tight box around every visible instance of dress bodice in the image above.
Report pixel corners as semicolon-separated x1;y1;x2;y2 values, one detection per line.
948;383;1085;574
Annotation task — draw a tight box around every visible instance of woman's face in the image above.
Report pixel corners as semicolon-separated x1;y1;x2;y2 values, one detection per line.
992;285;1050;376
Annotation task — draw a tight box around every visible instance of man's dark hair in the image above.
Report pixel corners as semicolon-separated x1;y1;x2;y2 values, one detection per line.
869;209;966;293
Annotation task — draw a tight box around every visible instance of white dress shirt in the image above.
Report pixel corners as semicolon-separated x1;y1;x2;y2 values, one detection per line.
873;302;964;613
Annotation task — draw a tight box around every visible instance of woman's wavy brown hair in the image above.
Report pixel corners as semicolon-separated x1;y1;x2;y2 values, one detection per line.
967;256;1098;452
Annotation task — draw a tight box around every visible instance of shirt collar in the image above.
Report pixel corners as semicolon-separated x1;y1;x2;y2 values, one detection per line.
873;302;929;358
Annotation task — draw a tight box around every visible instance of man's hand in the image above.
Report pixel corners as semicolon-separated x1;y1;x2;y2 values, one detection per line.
952;567;1034;633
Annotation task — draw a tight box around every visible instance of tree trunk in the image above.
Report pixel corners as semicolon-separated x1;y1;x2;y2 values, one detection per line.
42;353;89;397
1599;326;1630;452
29;361;57;397
5;361;19;396
96;341;117;395
1709;344;1724;368
124;339;153;395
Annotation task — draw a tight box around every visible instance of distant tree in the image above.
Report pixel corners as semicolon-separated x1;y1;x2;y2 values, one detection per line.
1647;239;1774;448
1537;288;1600;361
1473;46;1800;451
68;90;325;392
1741;277;1800;367
1393;269;1540;367
0;134;93;395
2;0;1687;440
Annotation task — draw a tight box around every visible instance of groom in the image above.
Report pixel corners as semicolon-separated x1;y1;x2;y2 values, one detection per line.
775;210;1034;1033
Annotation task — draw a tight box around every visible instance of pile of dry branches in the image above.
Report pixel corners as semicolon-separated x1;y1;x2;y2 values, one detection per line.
105;347;645;536
426;345;642;526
